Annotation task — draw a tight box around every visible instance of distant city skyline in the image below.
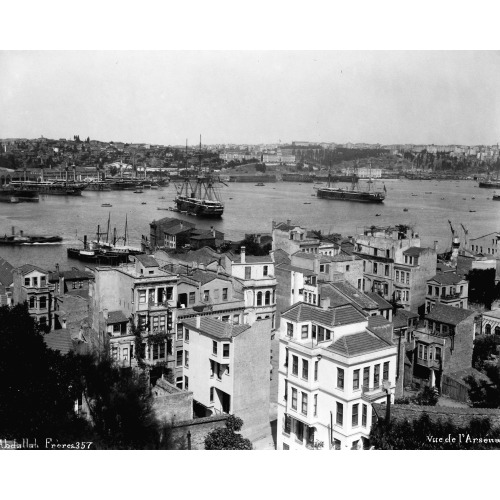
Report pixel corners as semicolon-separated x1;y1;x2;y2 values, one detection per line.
1;51;499;146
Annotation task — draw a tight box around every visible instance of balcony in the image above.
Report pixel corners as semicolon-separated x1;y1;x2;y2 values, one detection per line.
361;382;389;402
416;357;442;370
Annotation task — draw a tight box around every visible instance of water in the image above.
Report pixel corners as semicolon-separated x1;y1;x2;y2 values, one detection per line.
0;179;498;271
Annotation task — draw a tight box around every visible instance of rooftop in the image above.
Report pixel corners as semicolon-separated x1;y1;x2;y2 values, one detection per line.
425;303;477;326
281;302;367;327
368;315;392;328
181;316;250;339
365;292;392;310
327;329;393;357
327;282;379;310
428;272;465;285
392;309;419;329
107;310;129;325
16;264;47;276
403;246;430;257
0;256;14;286
135;255;159;268
43;329;75;355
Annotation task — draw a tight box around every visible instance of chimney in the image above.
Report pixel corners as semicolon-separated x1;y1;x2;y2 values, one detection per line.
62;318;67;329
180;221;183;230
55;263;60;273
241;246;246;264
256;234;261;244
196;315;201;328
320;296;331;310
287;219;291;226
434;241;438;251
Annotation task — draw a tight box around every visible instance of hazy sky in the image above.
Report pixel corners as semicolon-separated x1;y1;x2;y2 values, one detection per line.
1;51;499;146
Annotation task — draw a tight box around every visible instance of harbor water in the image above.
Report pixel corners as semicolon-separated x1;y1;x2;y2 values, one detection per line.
0;179;498;271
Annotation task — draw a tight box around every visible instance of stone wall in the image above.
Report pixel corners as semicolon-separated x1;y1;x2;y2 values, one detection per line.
170;414;229;450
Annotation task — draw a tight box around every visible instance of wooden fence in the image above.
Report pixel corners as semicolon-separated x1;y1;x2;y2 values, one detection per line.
441;374;469;403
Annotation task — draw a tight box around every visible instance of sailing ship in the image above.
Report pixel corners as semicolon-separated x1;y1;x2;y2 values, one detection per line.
479;166;500;188
174;137;226;218
316;164;386;203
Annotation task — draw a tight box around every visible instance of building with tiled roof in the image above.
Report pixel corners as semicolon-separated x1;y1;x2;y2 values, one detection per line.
178;316;271;443
425;272;468;311
277;299;397;450
413;302;481;390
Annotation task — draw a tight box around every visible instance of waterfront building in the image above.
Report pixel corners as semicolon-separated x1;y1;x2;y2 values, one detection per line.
354;225;437;313
425;272;468;312
468;232;500;257
277;301;397;450
272;220;321;255
145;217;196;251
413;303;480;390
177;316;272;442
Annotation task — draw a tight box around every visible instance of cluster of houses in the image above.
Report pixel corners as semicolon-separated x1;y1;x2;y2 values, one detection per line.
1;217;499;449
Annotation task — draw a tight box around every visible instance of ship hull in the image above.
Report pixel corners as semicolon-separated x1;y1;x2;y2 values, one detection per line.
478;181;500;189
9;181;86;195
0;188;40;202
175;197;224;217
317;188;385;203
0;235;62;245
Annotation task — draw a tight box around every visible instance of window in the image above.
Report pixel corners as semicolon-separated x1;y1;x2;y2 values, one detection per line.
363;367;370;388
223;343;230;358
263;265;268;276
24;277;30;286
418;344;423;359
176;350;182;367
189;292;195;304
256;292;262;306
265;291;271;305
352;403;359;427
176;377;183;389
177;327;183;341
245;266;251;279
159;342;165;359
435;347;442;361
302;359;309;380
406;273;410;285
291;388;297;410
383;362;389;381
320;264;325;273
284;414;291;434
292;355;298;376
346;265;350;272
185;329;189;342
233;314;240;325
337;368;344;389
212;341;218;355
203;290;209;302
301;393;308;415
353;369;360;390
184;350;189;368
296;420;304;441
29;296;35;308
33;277;38;287
210;387;214;402
336;402;344;426
72;281;77;289
385;265;389;276
283;443;290;450
210;360;215;377
222;288;228;301
374;364;380;386
373;262;378;274
287;322;294;337
358;278;362;289
301;324;308;339
314;394;318;416
139;290;146;303
362;404;367;427
314;360;318;381
39;296;47;309
184;376;189;390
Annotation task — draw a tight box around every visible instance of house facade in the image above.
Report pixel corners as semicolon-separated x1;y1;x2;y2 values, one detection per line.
277;301;397;450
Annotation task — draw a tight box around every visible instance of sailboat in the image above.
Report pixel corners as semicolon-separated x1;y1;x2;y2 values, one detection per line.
174;136;226;217
94;214;143;255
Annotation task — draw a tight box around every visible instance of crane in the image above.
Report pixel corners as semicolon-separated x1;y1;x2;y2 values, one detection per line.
461;223;468;249
448;220;455;237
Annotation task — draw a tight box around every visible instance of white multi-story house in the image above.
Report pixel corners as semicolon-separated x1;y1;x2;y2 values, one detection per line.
178;316;271;442
277;301;397;450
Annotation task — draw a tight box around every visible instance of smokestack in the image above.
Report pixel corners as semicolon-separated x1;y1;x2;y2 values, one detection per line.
241;246;246;264
84;235;87;248
55;263;59;273
11;226;15;236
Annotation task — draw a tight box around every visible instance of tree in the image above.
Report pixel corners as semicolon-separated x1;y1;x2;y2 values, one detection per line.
370;412;500;449
466;268;500;308
0;304;90;443
465;364;500;408
204;415;252;450
472;335;498;371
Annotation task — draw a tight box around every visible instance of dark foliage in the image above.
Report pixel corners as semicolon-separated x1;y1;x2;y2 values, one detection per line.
370;413;500;449
472;335;498;371
466;268;500;308
239;235;271;256
465;364;500;409
204;415;252;450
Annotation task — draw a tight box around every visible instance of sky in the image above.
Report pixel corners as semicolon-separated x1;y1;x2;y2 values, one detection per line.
0;51;499;146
